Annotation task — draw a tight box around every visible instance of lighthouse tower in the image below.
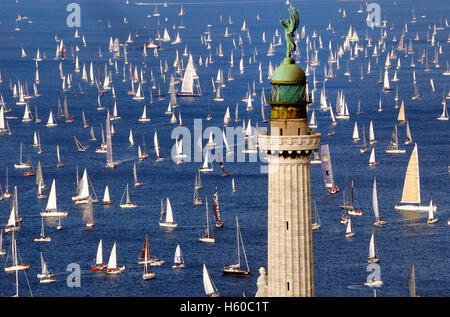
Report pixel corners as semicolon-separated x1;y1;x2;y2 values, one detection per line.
257;8;321;297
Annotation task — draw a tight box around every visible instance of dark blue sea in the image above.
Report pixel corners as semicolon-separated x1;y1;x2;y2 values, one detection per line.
0;0;448;298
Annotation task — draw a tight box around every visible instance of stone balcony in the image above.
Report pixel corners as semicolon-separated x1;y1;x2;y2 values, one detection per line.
258;133;321;154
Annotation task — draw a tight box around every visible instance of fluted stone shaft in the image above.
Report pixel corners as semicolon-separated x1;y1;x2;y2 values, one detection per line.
258;132;320;297
266;153;314;297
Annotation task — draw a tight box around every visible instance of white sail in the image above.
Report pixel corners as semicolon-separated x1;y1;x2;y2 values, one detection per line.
103;185;111;204
45;180;57;212
372;178;380;219
203;264;219;297
107;242;118;269
165;197;174;223
96;239;103;265
369;233;376;259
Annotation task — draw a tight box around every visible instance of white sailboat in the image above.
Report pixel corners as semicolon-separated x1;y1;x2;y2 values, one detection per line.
177;54;202;96
352;121;360;142
40;179;68;217
106;242;125;274
203;264;220;297
72;169;98;204
138;105;151;122
83;196;95;227
369;120;377;145
56;144;64;168
37;252;55;283
4;232;30;272
372;178;386;226
105;112;117;168
427;199;438;223
369;148;378;166
385;125;405;154
119;184;137;209
222;216;250;276
437;99;449;121
34;217;51;242
199;150;214;173
199;198;215;244
345;217;354;238
368;233;379;264
154;130;164;162
102;185;113;205
312;201;321;230
45;109;57;127
5;204;20;233
159;197;177;228
91;239;107;271
14;142;31;169
133;162;143;187
172;244;185;268
395;144;437;212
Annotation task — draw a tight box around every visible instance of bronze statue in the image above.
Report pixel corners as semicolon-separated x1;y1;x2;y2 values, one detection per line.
280;7;300;58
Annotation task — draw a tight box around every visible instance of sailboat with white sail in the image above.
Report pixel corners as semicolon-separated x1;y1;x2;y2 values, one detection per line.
4;232;30;272
83;196;95;227
102;185;113;205
177;54;202;96
312;201;321;230
41;179;68;217
34;217;51;242
369;120;377;145
372;178;386;226
105;242;125;274
91;239;107;271
203;264;220;297
72;169;98;204
385;125;405;154
427;198;438;224
159;197;177;228
199;150;214;173
37;252;55;283
14;142;31;169
105;112;117;168
369;147;378;166
395;144;436;212
193;175;203;206
119;184;137;209
345;217;354;238
368;233;379;264
56;144;64;168
199;198;215;244
172;244;185;269
154;130;164;162
320;144;339;194
222;216;250;277
437;99;449;121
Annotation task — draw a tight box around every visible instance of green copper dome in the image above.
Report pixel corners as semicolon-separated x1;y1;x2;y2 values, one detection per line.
271;57;306;85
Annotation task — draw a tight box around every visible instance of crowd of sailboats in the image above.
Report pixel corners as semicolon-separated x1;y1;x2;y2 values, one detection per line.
1;0;448;297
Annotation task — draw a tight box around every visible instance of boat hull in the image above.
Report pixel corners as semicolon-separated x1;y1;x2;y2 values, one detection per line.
394;203;436;212
5;264;30;272
41;211;68;217
106;266;125;274
222;267;250;277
